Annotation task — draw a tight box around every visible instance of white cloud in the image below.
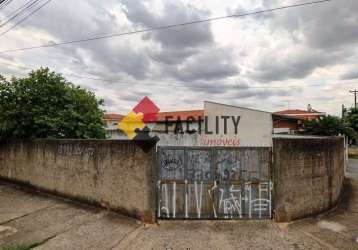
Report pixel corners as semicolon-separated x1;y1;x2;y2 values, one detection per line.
0;0;357;116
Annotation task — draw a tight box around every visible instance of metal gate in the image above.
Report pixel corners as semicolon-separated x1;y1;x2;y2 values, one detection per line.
156;147;272;219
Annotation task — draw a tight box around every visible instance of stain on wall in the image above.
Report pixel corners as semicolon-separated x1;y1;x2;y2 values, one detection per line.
0;139;155;223
273;137;344;222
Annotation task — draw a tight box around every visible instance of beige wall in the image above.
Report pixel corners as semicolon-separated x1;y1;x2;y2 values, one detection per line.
0;139;155;222
273;137;345;222
204;101;273;147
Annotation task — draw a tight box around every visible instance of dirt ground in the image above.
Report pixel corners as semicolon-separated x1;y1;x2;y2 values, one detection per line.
349;147;358;158
1;160;358;250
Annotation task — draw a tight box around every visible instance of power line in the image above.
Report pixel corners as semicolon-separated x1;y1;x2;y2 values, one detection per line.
0;61;326;88
0;0;42;28
0;0;7;8
67;73;354;90
2;61;358;91
0;0;13;9
0;0;54;37
67;73;308;89
0;0;332;53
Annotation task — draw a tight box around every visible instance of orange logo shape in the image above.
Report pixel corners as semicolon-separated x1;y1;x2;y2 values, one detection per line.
118;96;160;139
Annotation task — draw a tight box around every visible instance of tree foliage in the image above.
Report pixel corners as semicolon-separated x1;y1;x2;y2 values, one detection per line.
344;108;358;144
304;116;345;136
0;68;106;139
304;115;358;142
344;108;358;132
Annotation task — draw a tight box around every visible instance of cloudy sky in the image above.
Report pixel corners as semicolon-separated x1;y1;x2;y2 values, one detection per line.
0;0;357;115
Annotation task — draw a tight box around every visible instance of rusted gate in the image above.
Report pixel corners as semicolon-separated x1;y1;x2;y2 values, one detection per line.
156;147;272;219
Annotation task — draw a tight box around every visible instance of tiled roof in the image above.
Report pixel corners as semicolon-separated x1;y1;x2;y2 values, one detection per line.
103;113;124;120
103;110;204;122
156;110;204;122
272;113;304;121
274;109;325;116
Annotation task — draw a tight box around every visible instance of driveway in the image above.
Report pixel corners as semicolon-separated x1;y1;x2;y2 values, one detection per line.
0;160;358;249
348;158;358;175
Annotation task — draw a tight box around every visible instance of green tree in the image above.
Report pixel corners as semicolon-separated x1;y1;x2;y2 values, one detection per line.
304;115;358;141
344;108;358;144
345;108;358;131
0;68;106;139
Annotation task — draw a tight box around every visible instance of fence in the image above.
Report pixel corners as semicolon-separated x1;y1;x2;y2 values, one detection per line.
156;147;272;219
0;137;345;223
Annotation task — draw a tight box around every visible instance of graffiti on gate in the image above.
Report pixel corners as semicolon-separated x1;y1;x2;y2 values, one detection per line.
157;148;272;219
161;157;183;171
157;180;272;219
218;184;242;218
187;150;211;181
216;151;240;181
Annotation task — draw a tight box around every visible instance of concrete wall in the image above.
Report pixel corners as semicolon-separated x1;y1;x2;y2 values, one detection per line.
273;137;344;222
0;139;155;222
0;137;345;223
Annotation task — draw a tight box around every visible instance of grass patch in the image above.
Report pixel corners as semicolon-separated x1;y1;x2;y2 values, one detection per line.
349;147;358;159
349;147;358;157
2;243;34;250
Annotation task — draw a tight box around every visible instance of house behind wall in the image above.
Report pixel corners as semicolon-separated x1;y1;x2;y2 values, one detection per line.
104;102;304;142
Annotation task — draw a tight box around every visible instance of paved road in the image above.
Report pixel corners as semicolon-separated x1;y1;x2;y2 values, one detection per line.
0;160;358;249
348;158;358;174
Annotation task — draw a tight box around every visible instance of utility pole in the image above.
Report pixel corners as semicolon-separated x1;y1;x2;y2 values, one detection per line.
342;104;346;118
350;90;358;108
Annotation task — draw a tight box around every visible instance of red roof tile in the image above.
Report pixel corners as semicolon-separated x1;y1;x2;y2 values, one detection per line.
274;109;326;121
103;113;124;120
274;109;324;115
103;110;204;122
156;110;204;122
